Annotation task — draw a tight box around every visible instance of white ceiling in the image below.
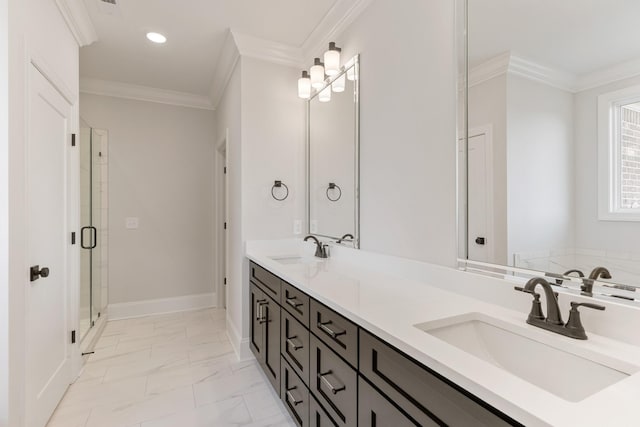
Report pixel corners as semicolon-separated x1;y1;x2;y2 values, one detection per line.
469;0;640;76
80;0;338;96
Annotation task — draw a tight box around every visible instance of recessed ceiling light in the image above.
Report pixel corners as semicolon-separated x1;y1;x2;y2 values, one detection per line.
146;32;167;44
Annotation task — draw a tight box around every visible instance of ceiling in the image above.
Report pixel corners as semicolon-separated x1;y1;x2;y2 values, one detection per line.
80;0;338;96
469;0;640;77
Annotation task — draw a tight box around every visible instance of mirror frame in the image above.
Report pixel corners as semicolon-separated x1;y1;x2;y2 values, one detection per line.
306;55;360;248
456;0;640;305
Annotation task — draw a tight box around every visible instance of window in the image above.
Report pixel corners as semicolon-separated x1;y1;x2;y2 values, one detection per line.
598;85;640;221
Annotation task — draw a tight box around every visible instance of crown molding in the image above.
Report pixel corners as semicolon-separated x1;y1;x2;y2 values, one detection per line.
469;52;574;92
231;31;304;68
80;78;215;110
55;0;98;47
576;57;640;92
209;31;241;109
470;52;640;94
508;56;575;92
301;0;374;62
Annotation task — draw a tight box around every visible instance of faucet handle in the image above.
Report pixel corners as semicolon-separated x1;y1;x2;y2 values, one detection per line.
565;301;606;340
514;287;545;321
571;302;605;311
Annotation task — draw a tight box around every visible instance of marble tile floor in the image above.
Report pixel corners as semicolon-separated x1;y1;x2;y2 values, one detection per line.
47;308;296;427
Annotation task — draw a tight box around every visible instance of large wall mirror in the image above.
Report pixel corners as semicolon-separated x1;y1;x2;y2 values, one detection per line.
460;0;640;303
307;55;360;247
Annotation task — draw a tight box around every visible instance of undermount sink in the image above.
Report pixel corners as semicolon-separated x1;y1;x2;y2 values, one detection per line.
269;255;320;265
415;313;638;402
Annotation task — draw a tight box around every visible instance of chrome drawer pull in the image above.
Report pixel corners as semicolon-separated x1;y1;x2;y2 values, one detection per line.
287;337;303;351
318;321;346;339
255;299;267;321
286;297;303;309
318;371;345;394
286;388;303;406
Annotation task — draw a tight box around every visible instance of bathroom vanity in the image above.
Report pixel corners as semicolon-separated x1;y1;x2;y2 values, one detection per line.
246;240;640;427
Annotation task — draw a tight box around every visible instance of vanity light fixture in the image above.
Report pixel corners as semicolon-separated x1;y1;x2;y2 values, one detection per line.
310;58;326;89
324;42;342;76
332;73;346;93
298;71;311;99
146;32;167;44
319;85;331;102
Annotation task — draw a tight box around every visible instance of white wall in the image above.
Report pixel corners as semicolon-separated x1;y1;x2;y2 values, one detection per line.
7;0;79;424
0;0;9;423
574;75;640;254
506;74;574;262
335;0;458;265
80;94;216;307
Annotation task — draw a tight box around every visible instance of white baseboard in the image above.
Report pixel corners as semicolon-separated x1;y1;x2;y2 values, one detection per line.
226;313;252;361
108;292;216;320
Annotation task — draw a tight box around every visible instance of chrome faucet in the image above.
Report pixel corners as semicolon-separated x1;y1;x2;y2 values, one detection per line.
515;277;605;340
304;235;329;258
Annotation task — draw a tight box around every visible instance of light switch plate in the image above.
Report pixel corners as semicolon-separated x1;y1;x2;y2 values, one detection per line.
293;220;302;235
125;217;139;229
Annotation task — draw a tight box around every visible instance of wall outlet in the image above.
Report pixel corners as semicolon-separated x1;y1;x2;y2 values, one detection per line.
310;220;318;233
293;220;302;235
125;217;139;229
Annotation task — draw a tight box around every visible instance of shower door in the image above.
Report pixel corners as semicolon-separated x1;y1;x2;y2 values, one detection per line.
79;127;106;339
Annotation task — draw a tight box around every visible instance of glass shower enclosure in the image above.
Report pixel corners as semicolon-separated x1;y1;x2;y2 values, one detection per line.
79;126;108;340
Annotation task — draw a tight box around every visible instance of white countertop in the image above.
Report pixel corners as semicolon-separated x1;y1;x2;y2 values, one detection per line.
245;239;640;427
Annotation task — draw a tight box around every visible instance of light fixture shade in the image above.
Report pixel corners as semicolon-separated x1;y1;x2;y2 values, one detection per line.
298;71;311;99
324;42;341;76
332;73;346;93
310;58;325;89
319;86;331;102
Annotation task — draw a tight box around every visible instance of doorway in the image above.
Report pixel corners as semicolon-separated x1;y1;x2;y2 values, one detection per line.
216;130;228;309
459;125;494;263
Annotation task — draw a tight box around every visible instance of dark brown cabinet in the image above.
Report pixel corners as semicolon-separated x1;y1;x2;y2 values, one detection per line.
248;261;521;427
249;280;281;394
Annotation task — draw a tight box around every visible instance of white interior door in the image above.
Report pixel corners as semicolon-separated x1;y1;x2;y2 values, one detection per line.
467;131;494;263
26;65;73;427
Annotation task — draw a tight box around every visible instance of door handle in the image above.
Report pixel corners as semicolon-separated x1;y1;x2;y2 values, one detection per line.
475;237;486;245
30;265;50;282
256;299;267;321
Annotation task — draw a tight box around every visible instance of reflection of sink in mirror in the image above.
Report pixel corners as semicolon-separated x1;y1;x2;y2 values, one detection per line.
269;256;320;265
415;313;638;402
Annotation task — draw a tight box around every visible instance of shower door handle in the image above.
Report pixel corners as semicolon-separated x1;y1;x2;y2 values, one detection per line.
81;226;98;249
81;226;92;249
90;226;97;249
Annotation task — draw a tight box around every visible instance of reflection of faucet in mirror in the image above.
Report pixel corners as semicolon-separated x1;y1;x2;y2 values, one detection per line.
581;267;612;294
304;235;329;259
336;233;353;244
564;269;585;279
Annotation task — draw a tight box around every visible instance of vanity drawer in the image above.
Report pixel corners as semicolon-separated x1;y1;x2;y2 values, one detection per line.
310;334;357;427
282;309;310;386
359;330;520;427
309;394;338;427
358;376;438;427
282;281;310;327
250;262;281;301
282;357;310;427
310;299;358;368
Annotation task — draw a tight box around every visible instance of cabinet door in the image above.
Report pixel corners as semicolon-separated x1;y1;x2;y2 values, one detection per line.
250;282;265;362
263;295;281;394
358;377;437;427
282;357;310;427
